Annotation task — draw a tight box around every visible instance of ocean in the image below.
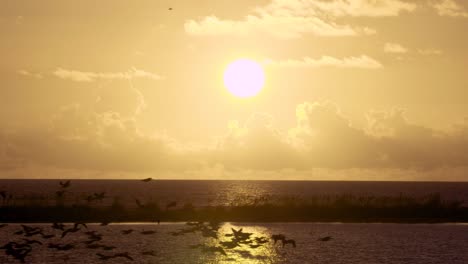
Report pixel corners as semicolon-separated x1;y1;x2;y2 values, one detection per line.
0;222;467;263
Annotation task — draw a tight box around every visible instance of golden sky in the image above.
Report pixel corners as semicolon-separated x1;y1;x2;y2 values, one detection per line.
1;0;468;180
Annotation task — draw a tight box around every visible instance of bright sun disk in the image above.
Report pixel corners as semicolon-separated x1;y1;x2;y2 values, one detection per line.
223;59;265;98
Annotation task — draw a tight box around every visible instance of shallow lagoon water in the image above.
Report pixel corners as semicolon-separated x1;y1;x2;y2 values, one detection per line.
1;223;467;264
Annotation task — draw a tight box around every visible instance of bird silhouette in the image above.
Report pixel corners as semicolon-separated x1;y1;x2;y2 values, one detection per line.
114;252;134;261
48;243;74;251
22;239;42;245
73;222;88;229
55;190;66;198
140;230;157;235
1;242;32;263
318;236;332;242
59;180;71;188
166;201;177;210
61;226;80;238
96;253;113;260
282;239;296;248
142;250;157;256
52;222;65;231
201;245;227;256
121;229;134;235
272;234;286;244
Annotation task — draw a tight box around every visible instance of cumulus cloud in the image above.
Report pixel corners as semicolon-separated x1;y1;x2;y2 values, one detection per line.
188;0;419;38
53;67;163;82
0;104;193;172
264;55;383;69
185;0;417;39
302;0;416;17
384;43;409;54
432;0;468;18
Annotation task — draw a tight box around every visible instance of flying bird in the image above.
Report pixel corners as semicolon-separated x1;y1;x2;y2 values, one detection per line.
59;180;71;188
121;229;134;235
318;236;332;242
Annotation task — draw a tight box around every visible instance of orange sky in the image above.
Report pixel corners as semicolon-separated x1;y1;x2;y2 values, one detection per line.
1;0;468;180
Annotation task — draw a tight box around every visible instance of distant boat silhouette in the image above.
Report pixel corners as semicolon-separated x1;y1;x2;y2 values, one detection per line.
141;178;152;182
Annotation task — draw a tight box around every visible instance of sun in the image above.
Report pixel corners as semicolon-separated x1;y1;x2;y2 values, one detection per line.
223;59;265;98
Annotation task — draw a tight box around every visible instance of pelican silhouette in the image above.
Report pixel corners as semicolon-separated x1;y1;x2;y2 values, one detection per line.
48;243;74;251
22;239;42;245
142;250;157;256
121;229;134;235
114;252;134;261
140;230;157;235
166;201;177;210
102;245;116;250
201;245;227;256
59;180;71;188
52;222;65;231
220;240;239;249
73;222;88;229
282;239;296;248
135;199;145;208
40;233;55;239
318;236;332;242
61;226;80;238
55;190;66;198
1;242;32;263
96;253;113;260
272;234;286;244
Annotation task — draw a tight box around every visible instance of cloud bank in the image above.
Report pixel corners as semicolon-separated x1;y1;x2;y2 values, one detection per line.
2;100;468;180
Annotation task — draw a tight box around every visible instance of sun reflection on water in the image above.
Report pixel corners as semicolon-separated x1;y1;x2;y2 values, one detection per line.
194;223;285;263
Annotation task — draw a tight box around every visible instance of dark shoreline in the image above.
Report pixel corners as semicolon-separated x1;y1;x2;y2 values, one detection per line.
2;205;467;224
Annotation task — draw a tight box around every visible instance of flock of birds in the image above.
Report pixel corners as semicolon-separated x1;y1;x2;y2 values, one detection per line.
0;221;162;263
0;178;334;263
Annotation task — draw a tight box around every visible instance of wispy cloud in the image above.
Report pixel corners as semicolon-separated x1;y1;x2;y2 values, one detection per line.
418;48;443;55
264;55;383;69
432;0;468;18
17;70;43;79
53;68;163;82
384;43;408;54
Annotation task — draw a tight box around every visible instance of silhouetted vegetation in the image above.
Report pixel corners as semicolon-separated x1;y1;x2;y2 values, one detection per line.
0;190;467;223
